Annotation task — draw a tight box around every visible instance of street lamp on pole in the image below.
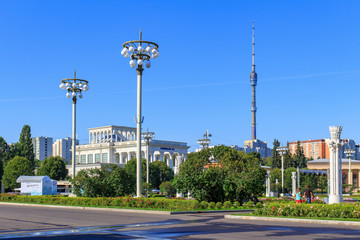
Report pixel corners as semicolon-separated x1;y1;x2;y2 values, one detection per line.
142;129;155;184
344;148;355;186
277;146;288;195
59;70;89;179
121;29;159;197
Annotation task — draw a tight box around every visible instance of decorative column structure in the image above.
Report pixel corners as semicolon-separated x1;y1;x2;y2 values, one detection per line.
277;146;288;195
326;126;344;204
265;170;271;197
291;172;296;197
344;148;355;186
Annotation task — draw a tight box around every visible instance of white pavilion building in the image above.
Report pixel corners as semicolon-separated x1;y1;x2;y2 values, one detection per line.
67;125;190;176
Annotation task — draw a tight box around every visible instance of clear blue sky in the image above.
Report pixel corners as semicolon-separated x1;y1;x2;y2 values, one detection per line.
0;1;359;151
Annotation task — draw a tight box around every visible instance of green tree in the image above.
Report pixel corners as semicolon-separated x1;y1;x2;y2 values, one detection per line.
173;146;265;203
293;141;307;168
270;168;281;193
124;158;147;193
272;139;281;168
36;156;68;180
71;164;133;197
149;160;174;189
3;156;34;191
159;181;176;196
16;125;35;165
284;167;297;192
283;150;293;169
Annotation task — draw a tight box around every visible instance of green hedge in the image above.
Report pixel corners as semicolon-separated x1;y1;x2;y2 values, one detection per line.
252;202;360;219
0;194;201;211
0;194;251;211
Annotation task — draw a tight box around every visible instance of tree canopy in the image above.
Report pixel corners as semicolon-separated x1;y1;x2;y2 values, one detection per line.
36;156;68;180
272;139;281;168
71;164;133;197
173;145;266;203
3;156;34;191
149;160;174;189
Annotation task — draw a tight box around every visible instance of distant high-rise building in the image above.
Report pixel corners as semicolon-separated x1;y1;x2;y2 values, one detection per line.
289;139;356;160
52;137;78;164
32;136;53;161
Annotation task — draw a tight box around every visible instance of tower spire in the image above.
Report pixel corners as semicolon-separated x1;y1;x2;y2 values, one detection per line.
250;21;258;140
252;21;255;73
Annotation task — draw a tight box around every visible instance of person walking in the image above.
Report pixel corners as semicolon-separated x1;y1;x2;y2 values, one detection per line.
295;187;302;203
303;184;313;204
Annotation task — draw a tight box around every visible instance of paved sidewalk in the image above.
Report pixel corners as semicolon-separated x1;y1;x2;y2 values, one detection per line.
225;214;360;226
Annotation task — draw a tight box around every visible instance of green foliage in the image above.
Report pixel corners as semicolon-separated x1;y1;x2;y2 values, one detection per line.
209;202;216;209
3;156;34;191
223;201;232;208
123;159;174;193
124;158;147;192
200;201;208;209
0;194;203;211
233;201;240;208
293;141;307;168
149;160;174;189
17;125;35;165
252;202;360;219
142;182;152;196
71;164;134;197
173;146;266;203
255;202;263;208
245;200;254;208
300;172;327;192
36;156;68;180
159;181;176;196
215;202;223;209
272;139;281;168
343;184;355;194
152;194;165;198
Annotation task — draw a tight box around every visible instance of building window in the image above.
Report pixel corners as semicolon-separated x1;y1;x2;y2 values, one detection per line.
95;153;101;163
102;153;108;163
75;155;79;164
342;173;347;185
88;154;93;164
80;155;86;164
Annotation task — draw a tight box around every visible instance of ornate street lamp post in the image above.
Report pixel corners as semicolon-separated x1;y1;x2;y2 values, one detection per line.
121;30;159;197
142;129;155;184
277;146;288;195
59;71;89;178
344;148;355;185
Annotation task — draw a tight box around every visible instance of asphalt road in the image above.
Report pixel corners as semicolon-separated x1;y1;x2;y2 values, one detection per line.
0;205;360;239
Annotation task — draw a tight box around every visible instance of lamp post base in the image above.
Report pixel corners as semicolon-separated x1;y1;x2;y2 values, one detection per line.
329;194;342;204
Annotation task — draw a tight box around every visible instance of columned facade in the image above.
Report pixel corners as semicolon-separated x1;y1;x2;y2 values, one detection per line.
67;125;190;176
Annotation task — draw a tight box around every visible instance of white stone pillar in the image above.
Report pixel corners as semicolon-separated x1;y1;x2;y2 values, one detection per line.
265;170;271;197
326;126;344;204
292;172;296;197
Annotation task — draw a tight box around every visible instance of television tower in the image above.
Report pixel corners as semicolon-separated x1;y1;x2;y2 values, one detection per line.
250;22;257;140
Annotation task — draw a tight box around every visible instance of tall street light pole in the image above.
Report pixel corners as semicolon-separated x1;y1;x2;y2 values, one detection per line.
59;70;89;179
142;129;155;184
277;146;288;195
344;148;355;186
121;29;159;197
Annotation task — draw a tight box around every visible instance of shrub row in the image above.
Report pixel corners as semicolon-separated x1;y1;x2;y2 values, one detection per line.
252;202;360;219
0;194;199;211
0;194;254;211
